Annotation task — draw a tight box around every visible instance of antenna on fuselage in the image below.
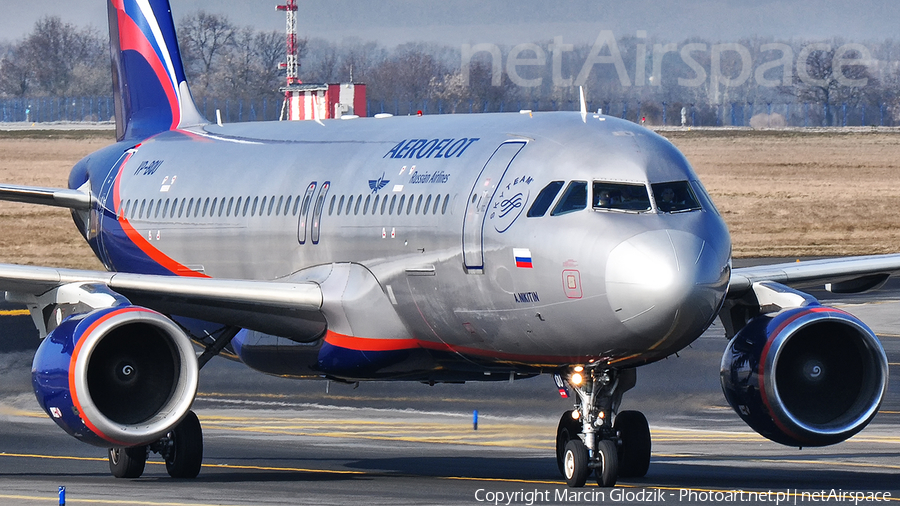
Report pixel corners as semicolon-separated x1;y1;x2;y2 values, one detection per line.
579;86;587;123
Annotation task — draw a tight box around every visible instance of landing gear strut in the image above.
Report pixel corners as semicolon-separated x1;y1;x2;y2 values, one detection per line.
108;410;203;479
554;367;650;487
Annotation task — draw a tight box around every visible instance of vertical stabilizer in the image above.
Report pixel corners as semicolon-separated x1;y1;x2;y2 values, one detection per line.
108;0;206;141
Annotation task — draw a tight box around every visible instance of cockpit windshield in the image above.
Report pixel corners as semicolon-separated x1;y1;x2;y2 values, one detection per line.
651;181;701;213
592;182;652;212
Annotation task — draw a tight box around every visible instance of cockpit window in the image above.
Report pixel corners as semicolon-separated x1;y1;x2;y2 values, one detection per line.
592;182;651;212
551;181;588;216
651;181;701;213
527;181;565;217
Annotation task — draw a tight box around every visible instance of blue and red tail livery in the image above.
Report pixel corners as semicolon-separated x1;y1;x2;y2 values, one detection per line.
108;0;205;141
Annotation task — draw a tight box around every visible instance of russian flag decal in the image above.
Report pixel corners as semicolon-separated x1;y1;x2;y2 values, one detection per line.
513;248;533;268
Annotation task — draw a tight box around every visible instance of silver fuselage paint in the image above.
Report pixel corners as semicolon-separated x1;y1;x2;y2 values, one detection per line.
93;112;731;374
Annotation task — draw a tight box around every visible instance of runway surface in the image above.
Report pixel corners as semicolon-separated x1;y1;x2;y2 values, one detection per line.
0;275;899;505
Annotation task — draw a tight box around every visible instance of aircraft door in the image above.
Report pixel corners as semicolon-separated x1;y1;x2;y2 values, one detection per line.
96;152;130;269
462;141;525;272
297;181;317;244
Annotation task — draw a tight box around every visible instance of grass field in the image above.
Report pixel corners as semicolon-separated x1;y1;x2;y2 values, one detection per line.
0;128;897;269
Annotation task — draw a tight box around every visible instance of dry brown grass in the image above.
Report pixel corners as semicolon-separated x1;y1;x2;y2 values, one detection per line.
0;129;898;268
663;130;900;258
0;135;111;270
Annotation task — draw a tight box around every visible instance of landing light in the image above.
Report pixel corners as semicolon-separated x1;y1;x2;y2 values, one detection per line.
571;372;584;386
573;365;584;372
571;411;580;420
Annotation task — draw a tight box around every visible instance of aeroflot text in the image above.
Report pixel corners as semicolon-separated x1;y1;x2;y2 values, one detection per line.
384;138;480;159
473;488;892;505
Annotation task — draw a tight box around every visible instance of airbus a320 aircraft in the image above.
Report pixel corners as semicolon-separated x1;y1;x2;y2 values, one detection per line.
0;0;896;488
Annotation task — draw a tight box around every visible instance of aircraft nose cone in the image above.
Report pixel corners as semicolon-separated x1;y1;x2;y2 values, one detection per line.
605;230;728;352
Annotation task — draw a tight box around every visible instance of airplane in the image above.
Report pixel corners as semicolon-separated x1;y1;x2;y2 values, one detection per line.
0;0;895;488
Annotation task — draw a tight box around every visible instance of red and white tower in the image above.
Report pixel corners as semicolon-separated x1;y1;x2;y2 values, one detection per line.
277;1;366;121
276;0;300;86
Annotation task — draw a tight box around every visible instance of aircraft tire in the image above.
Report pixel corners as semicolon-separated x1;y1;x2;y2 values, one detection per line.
615;410;651;477
556;410;582;476
165;411;203;478
595;439;618;487
108;445;147;478
563;439;590;487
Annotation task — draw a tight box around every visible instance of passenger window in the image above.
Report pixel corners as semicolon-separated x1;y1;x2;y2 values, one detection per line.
442;194;450;214
527;181;564;217
390;195;397;214
651;181;701;213
284;196;292;216
292;195;300;216
397;195;405;215
364;195;371;215
251;196;259;216
424;195;432;214
593;182;652;212
275;196;283;216
243;196;251;217
381;195;389;214
407;194;415;215
162;199;170;218
268;195;275;216
551;181;587;216
260;196;267;215
346;195;354;215
336;195;344;215
415;195;422;214
179;199;187;218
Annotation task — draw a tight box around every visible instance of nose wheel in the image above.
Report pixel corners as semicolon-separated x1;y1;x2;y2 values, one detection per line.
554;368;650;487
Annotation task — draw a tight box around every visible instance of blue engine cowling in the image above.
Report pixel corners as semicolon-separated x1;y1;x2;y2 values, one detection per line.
721;305;888;447
31;306;199;447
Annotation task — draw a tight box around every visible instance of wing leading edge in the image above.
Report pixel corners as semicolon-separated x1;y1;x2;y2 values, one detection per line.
0;263;324;339
0;184;92;210
729;254;900;296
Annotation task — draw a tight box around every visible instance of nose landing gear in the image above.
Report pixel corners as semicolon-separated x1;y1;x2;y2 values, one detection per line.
554;367;650;487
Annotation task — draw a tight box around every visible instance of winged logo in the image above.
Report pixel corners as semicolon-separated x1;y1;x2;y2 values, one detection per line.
369;173;390;193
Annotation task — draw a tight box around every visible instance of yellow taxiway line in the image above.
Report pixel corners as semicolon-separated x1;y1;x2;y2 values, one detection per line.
0;309;29;316
1;450;899;503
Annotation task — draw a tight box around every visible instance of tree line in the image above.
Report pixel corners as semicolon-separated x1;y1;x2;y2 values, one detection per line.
2;12;900;126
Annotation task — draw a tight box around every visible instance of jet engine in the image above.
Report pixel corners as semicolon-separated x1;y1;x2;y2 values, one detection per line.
31;306;199;447
720;305;888;447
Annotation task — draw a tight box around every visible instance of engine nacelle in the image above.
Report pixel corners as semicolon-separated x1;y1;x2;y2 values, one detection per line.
721;305;888;447
32;306;199;447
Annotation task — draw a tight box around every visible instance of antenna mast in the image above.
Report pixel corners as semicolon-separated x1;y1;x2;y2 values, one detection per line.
276;0;300;85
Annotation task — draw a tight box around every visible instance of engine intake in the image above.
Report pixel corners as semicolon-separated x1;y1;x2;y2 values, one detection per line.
32;306;198;447
721;306;888;447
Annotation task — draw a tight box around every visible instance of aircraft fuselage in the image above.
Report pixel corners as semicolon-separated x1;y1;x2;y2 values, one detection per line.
73;112;731;380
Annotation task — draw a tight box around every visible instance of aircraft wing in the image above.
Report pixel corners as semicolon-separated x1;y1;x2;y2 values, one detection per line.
0;184;93;210
728;253;900;296
0;263;324;339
